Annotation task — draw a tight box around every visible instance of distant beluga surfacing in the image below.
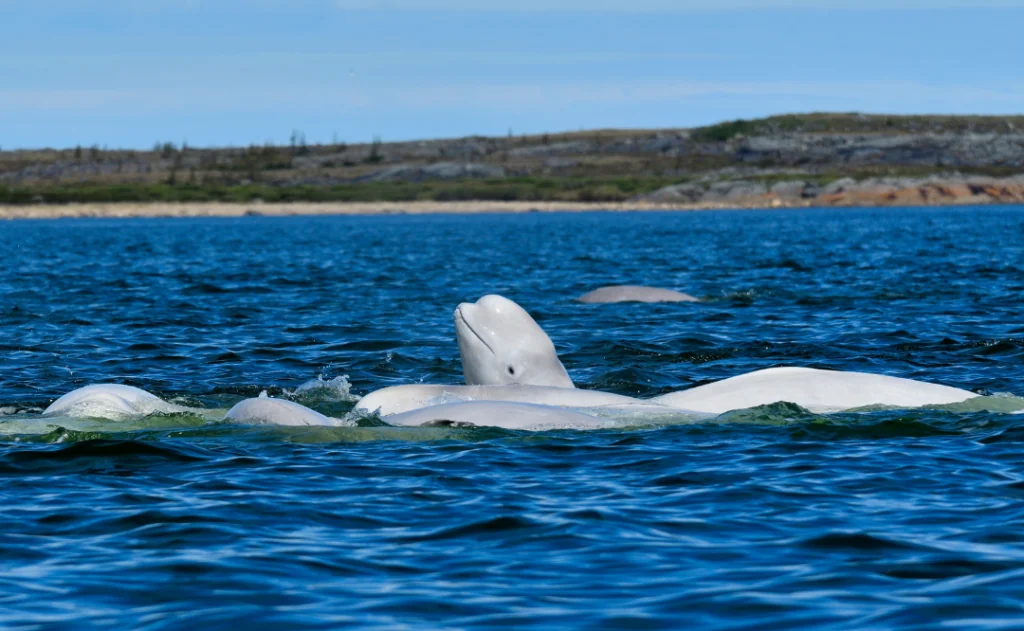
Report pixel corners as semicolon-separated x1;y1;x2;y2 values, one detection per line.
577;285;700;304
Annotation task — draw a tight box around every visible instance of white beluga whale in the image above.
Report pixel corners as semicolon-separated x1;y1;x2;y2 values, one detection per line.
577;286;700;304
355;384;660;417
653;367;976;414
356;294;680;417
225;395;339;427
455;294;574;388
43;384;183;419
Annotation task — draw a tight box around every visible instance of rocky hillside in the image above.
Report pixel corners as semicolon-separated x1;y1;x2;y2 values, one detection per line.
3;113;1024;206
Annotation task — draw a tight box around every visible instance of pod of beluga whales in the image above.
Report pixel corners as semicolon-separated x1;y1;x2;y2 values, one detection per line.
41;291;990;432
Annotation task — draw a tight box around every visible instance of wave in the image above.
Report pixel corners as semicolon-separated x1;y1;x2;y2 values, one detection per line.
3;381;1024;443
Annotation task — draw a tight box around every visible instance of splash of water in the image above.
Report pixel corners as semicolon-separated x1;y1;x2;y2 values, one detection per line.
283;374;359;404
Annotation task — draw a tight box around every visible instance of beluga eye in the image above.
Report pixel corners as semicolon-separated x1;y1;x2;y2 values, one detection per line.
507;366;516;375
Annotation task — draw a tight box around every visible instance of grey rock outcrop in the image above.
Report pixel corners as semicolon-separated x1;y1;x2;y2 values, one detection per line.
770;180;807;199
643;182;706;203
357;162;505;183
508;141;596;158
737;133;1024;168
706;180;768;201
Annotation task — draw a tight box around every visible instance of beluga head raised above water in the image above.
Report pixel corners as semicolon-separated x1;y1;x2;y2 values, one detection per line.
454;294;575;389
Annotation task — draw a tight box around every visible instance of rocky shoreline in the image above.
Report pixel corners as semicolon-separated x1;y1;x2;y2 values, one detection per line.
640;173;1024;208
0;201;740;220
3;177;1023;222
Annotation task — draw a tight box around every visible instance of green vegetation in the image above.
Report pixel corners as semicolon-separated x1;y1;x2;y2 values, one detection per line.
0;176;681;206
691;119;759;142
692;112;1024;138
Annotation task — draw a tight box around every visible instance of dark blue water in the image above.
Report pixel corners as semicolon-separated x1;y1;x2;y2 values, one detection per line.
3;207;1024;629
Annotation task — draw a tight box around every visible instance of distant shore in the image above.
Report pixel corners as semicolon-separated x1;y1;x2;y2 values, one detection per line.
0;195;1019;221
4;114;1024;217
0;200;770;220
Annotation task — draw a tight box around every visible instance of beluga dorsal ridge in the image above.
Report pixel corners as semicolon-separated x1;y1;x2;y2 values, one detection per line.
454;294;575;389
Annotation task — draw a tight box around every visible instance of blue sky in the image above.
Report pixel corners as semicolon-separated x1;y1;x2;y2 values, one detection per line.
2;1;1023;149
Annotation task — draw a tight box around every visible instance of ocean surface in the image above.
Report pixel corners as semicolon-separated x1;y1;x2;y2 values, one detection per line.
3;207;1024;629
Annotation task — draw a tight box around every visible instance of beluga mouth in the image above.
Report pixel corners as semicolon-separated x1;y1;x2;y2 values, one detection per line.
455;305;495;357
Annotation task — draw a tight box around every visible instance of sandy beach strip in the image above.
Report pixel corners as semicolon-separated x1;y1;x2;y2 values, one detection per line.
0;200;796;220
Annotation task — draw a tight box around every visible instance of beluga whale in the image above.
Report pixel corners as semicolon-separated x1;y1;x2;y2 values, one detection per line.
355;383;655;417
577;286;700;304
651;367;976;414
225;394;339;426
355;295;674;417
43;384;184;420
